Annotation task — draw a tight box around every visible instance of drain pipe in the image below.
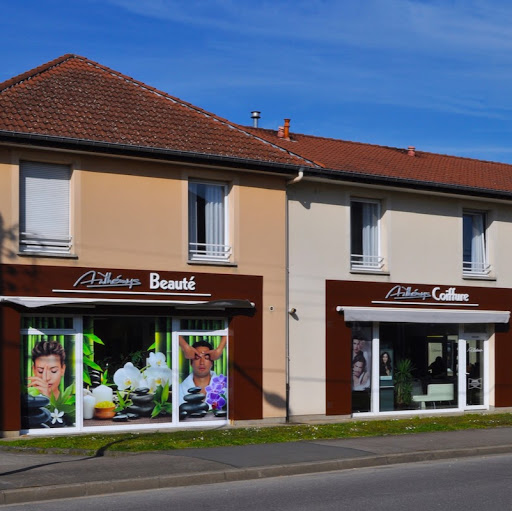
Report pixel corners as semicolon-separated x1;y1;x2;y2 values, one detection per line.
287;169;304;185
284;168;304;422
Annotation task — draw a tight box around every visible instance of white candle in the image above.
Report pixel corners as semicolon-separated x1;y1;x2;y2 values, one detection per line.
92;384;113;404
83;394;96;419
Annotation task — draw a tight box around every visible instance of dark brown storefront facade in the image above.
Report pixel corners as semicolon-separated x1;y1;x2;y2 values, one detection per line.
326;280;512;417
0;264;263;436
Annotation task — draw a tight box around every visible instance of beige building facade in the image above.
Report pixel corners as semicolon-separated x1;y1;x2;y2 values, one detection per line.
0;55;308;436
287;178;512;419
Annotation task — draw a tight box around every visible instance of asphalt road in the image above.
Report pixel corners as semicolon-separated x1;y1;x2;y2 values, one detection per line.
3;452;512;511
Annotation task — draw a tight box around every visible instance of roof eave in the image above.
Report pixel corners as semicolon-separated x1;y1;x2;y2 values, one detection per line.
2;130;511;200
300;166;512;201
0;130;307;176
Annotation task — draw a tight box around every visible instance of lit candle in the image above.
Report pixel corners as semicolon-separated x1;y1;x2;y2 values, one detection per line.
92;385;113;404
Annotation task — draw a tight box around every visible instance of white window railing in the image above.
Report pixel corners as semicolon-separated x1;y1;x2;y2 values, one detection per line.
462;260;491;276
350;254;384;270
189;242;232;262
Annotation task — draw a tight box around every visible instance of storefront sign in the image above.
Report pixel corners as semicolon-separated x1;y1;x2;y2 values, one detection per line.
149;273;196;291
71;270;199;292
74;270;142;290
383;285;470;303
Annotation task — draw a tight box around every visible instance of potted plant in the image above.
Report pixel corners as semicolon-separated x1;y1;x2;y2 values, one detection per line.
394;359;414;408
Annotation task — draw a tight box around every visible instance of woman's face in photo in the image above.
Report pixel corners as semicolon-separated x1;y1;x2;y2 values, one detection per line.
382;353;388;363
33;355;65;395
353;339;362;354
353;361;364;378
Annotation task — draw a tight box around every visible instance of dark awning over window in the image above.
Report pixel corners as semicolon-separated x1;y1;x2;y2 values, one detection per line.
1;296;255;311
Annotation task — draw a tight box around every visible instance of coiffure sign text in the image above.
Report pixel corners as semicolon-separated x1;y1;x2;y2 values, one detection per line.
384;285;470;303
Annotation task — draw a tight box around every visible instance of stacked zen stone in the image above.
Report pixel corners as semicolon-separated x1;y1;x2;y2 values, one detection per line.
89;369;102;387
179;386;208;419
113;387;154;422
22;394;52;428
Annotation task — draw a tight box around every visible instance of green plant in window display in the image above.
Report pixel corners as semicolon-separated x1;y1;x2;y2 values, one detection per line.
82;333;105;386
151;381;172;418
394;359;414;408
115;390;133;413
47;383;76;425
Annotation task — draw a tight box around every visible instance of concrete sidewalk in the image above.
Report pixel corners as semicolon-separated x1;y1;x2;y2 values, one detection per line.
1;427;512;505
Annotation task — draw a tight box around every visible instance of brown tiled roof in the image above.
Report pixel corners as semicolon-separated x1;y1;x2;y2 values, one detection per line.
3;54;512;195
0;54;312;168
245;127;512;195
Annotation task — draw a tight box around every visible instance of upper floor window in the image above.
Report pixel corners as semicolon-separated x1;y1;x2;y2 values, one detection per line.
463;211;490;276
188;181;231;262
19;161;72;255
350;199;383;270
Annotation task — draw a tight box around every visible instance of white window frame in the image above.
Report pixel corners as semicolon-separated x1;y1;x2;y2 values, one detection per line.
22;315;229;435
19;161;72;255
354;322;490;417
462;210;490;277
188;180;231;262
350;198;383;270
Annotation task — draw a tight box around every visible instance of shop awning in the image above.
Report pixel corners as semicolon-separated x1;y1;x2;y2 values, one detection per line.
0;296;255;310
337;306;510;324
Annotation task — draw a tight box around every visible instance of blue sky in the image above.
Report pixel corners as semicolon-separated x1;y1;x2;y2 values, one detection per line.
3;1;512;163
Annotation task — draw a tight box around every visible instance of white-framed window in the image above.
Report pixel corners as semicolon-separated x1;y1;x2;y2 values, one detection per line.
350;199;383;270
20;315;229;434
188;181;230;261
19;161;72;254
463;211;490;276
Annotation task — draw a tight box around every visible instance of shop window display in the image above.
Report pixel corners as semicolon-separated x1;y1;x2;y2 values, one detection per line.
21;317;76;430
21;315;228;432
351;324;372;413
83;316;173;427
178;333;228;421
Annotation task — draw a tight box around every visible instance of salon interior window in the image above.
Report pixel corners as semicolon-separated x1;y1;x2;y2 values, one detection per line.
379;323;459;412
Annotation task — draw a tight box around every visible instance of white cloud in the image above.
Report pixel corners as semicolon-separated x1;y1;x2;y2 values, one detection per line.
104;0;512;56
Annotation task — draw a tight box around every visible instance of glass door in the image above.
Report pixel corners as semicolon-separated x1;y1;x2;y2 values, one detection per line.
460;326;488;410
466;338;485;407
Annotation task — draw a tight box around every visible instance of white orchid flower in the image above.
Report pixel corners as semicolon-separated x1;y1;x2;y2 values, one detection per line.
140;375;157;394
144;366;172;387
51;408;64;424
148;352;167;368
113;362;142;391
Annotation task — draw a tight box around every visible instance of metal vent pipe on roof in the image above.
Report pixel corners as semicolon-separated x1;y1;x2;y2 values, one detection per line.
251;111;261;128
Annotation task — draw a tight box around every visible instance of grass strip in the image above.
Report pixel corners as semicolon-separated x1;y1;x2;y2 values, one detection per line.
3;413;512;454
